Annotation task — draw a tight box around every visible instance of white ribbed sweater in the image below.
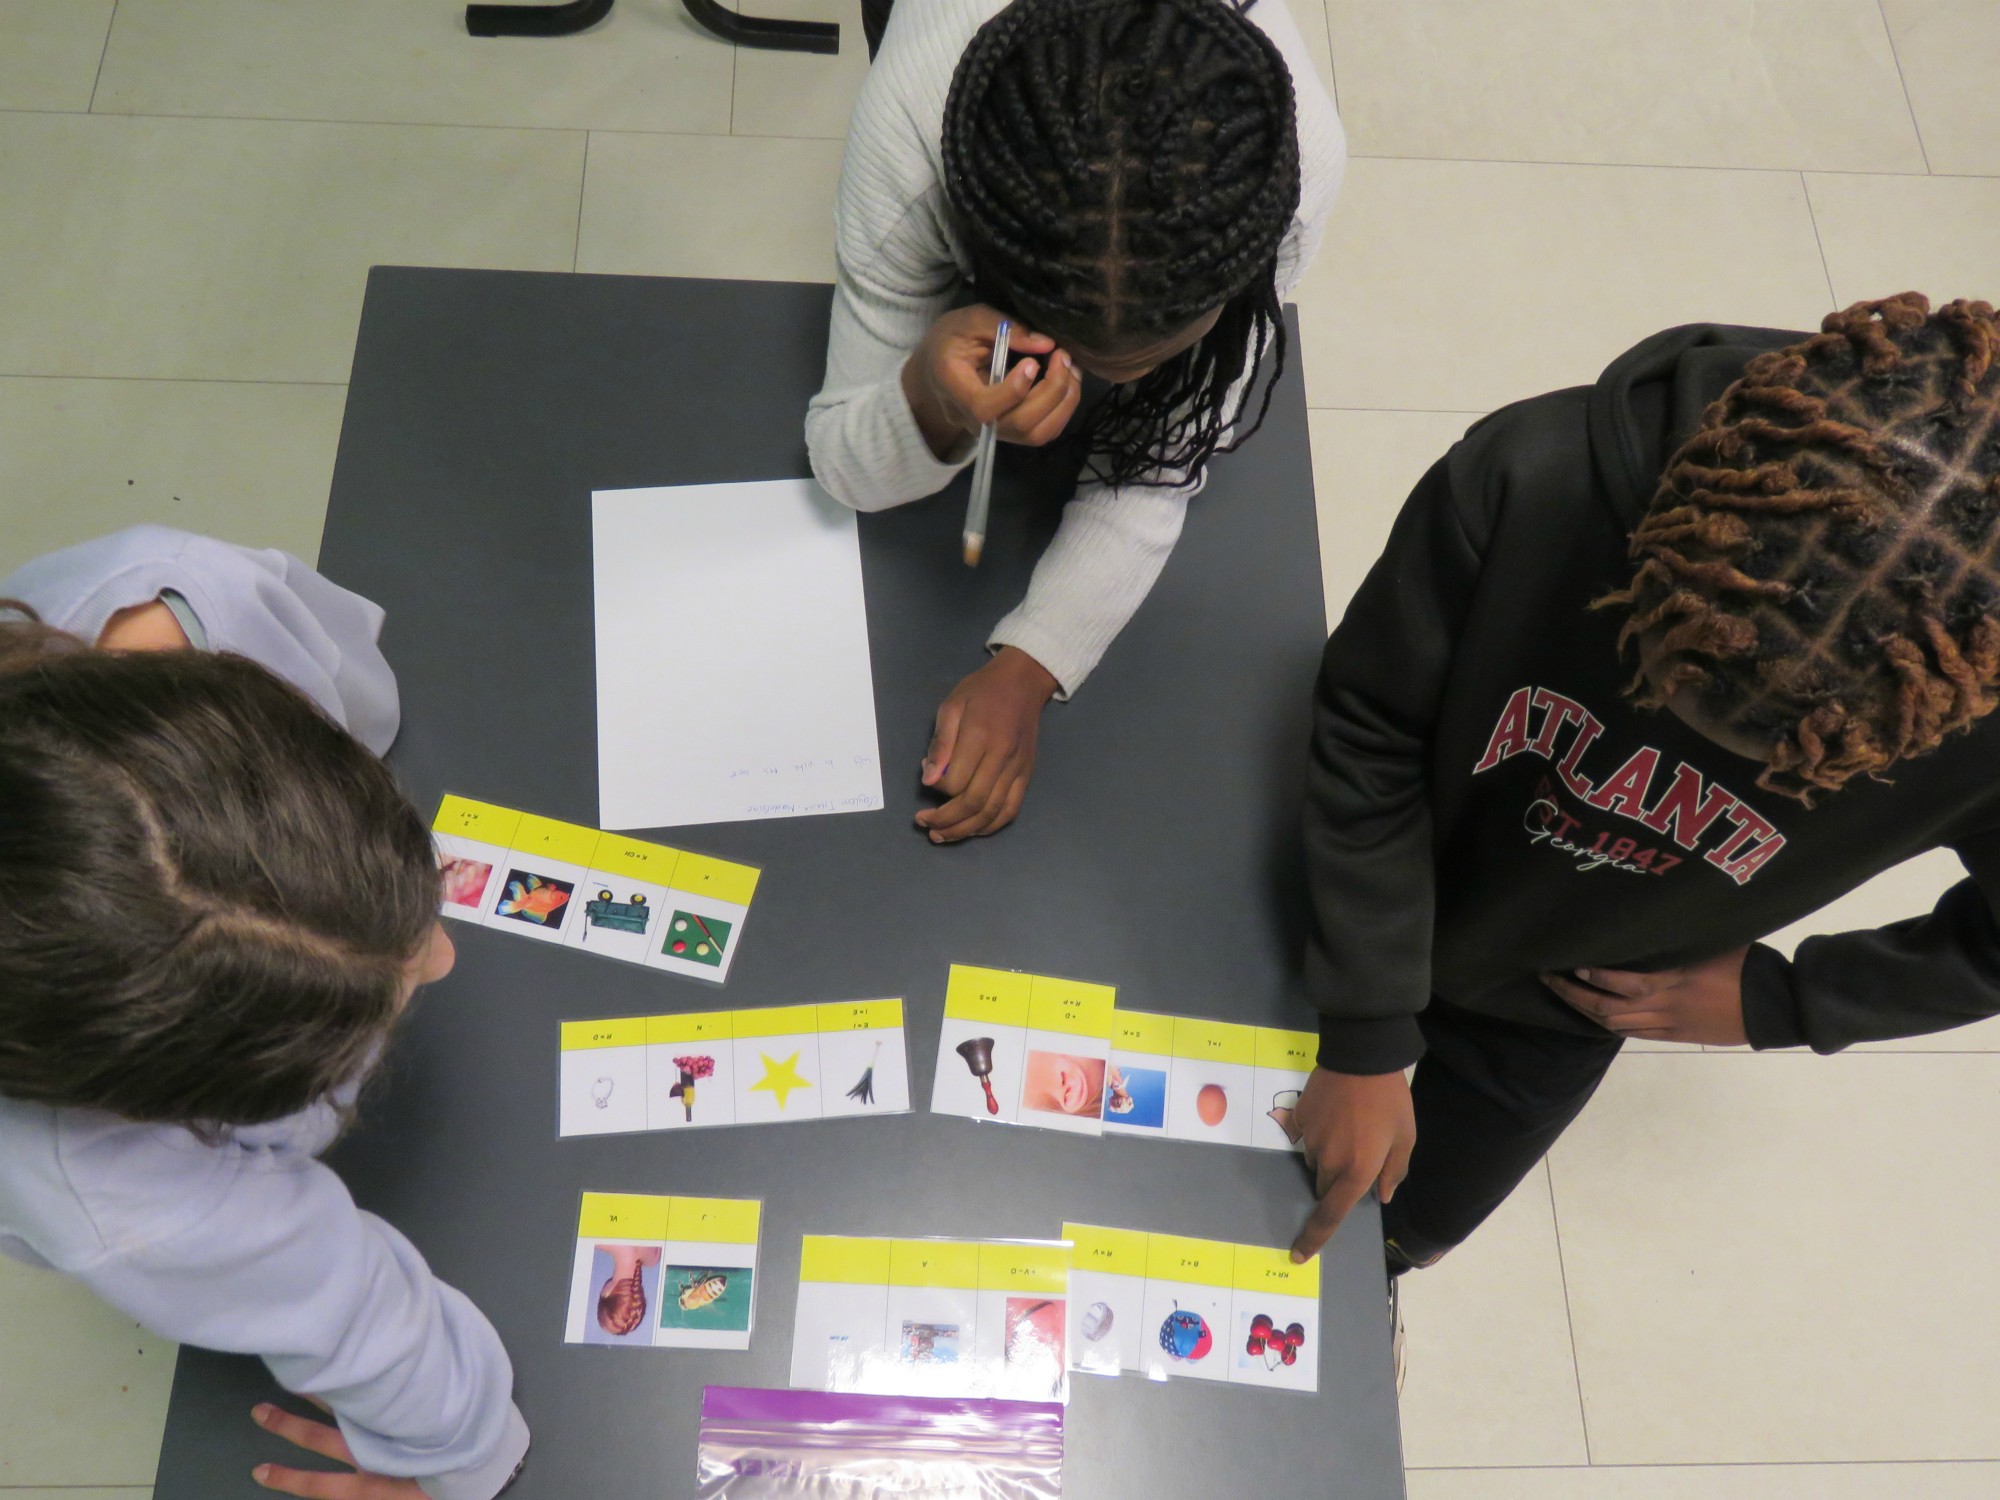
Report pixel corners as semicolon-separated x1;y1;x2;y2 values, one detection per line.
805;0;1347;695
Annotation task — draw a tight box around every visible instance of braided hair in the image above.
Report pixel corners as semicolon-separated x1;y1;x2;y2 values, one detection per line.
940;0;1302;488
1600;293;2000;802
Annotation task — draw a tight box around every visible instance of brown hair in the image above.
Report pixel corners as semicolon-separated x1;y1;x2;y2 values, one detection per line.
0;641;440;1129
0;599;85;675
1600;292;2000;801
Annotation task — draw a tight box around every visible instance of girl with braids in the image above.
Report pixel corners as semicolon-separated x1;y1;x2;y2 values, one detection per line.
1286;296;2000;1299
806;0;1345;842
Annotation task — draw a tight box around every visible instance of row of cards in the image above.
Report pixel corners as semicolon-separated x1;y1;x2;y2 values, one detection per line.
433;795;761;984
1064;1223;1321;1394
562;1193;763;1351
931;965;1317;1151
558;1000;911;1137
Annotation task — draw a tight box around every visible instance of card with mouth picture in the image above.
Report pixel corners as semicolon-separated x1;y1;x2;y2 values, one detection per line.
431;795;760;983
562;1192;762;1352
1063;1222;1320;1394
931;965;1116;1135
789;1235;1070;1404
558;999;909;1138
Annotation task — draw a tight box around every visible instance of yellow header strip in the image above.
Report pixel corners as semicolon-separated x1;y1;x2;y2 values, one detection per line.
591;831;680;888
1172;1015;1257;1068
815;999;904;1033
889;1238;982;1291
1231;1242;1320;1297
433;794;521;847
561;1017;646;1052
943;965;1033;1028
645;1010;734;1046
1026;975;1116;1040
1145;1233;1237;1290
510;812;603;868
799;1235;891;1285
1254;1026;1318;1072
978;1241;1069;1294
1062;1222;1149;1280
1111;1009;1176;1056
731;1003;820;1040
577;1191;670;1242
671;852;761;908
667;1195;761;1246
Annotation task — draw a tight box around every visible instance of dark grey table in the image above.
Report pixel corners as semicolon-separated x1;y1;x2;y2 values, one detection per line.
152;267;1406;1499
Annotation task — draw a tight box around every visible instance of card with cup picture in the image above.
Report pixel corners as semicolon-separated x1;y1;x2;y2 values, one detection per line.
1248;1026;1317;1153
643;1009;738;1131
1138;1234;1235;1384
931;965;1030;1126
790;1236;894;1393
882;1239;984;1398
655;1196;762;1351
557;1017;652;1138
649;852;759;983
563;831;677;966
970;1242;1071;1403
1016;975;1116;1136
814;1001;911;1118
432;795;519;923
564;1193;671;1349
731;1004;824;1125
483;812;598;945
1100;1010;1173;1136
1225;1245;1320;1394
1164;1016;1256;1147
1061;1223;1148;1377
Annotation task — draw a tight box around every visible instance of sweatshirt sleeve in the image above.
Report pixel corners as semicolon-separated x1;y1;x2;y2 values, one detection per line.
1740;830;2000;1052
62;1142;525;1500
1304;454;1485;1074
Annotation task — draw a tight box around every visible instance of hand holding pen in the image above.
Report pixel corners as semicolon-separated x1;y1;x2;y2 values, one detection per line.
898;305;1084;470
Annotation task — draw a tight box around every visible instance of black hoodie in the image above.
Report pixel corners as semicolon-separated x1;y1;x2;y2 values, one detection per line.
1304;323;2000;1075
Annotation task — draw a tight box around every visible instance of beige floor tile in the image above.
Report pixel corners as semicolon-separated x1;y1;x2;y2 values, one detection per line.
731;0;871;140
1291;0;1338;103
0;377;345;578
1757;848;2000;1053
1806;172;2000;310
1407;1462;2000;1500
1325;0;1924;174
1551;1052;2000;1463
0;1256;177;1487
0;1492;153;1500
1397;1165;1589;1469
1297;158;1833;414
1308;407;1479;626
0;0;114;112
92;0;731;134
577;131;843;281
0;113;582;384
1880;2;2000;176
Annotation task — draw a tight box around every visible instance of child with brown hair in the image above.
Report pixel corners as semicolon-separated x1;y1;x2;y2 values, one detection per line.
1288;294;2000;1289
0;627;526;1498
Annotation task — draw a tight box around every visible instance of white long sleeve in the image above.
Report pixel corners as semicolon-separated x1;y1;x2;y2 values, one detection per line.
0;1098;526;1500
806;0;1345;695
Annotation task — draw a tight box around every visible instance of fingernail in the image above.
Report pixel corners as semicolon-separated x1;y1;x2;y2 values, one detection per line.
1020;360;1038;381
921;759;934;777
252;1404;274;1424
1576;968;1594;984
1290;1250;1307;1264
253;1466;273;1484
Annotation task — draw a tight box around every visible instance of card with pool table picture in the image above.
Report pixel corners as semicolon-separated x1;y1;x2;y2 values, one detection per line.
430;795;760;982
930;964;1116;1135
563;1192;762;1352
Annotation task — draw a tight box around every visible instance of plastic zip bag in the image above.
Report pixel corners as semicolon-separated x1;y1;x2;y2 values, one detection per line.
696;1386;1063;1499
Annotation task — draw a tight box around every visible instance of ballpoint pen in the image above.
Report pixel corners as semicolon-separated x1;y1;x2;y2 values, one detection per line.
962;318;1012;567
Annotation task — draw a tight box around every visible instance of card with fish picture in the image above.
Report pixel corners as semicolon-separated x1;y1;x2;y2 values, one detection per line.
930;965;1116;1134
430;795;761;980
556;999;911;1138
790;1236;1070;1403
1061;1224;1321;1395
563;1192;762;1352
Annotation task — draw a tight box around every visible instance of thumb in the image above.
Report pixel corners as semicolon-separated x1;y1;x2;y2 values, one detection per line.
923;701;964;787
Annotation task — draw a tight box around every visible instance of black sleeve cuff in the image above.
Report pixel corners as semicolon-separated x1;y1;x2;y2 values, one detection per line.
1316;1013;1427;1075
1740;942;1806;1051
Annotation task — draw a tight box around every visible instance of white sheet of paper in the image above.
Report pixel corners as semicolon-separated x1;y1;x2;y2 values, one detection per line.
593;480;885;830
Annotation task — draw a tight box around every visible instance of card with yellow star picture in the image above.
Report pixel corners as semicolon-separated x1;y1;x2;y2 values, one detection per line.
731;1003;823;1124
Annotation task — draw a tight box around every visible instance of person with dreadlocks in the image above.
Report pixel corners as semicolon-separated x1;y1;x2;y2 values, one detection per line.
1287;295;2000;1306
806;0;1345;842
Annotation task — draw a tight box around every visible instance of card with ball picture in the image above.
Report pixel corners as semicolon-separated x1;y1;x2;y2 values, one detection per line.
1164;1017;1256;1147
1061;1222;1148;1377
1138;1235;1234;1385
561;1191;763;1353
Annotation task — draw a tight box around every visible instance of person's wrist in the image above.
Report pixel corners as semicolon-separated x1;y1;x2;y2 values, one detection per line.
901;353;970;458
990;646;1060;702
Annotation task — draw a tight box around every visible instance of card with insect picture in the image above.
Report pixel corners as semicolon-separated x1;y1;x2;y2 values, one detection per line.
563;1192;762;1352
430;795;760;982
557;1000;910;1138
1064;1223;1320;1395
931;965;1116;1134
790;1236;1070;1404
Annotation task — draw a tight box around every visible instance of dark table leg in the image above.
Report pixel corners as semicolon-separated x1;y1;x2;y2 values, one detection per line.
465;0;840;52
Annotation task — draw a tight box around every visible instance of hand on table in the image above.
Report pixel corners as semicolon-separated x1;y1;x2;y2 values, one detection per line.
900;305;1083;461
1289;1066;1416;1264
915;646;1059;843
1539;946;1750;1046
250;1401;427;1500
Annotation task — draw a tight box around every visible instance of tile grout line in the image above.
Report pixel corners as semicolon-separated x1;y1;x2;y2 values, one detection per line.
87;0;119;113
0;372;347;387
572;132;592;274
1799;173;1841;312
1542;1160;1595;1466
1875;0;1933;174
